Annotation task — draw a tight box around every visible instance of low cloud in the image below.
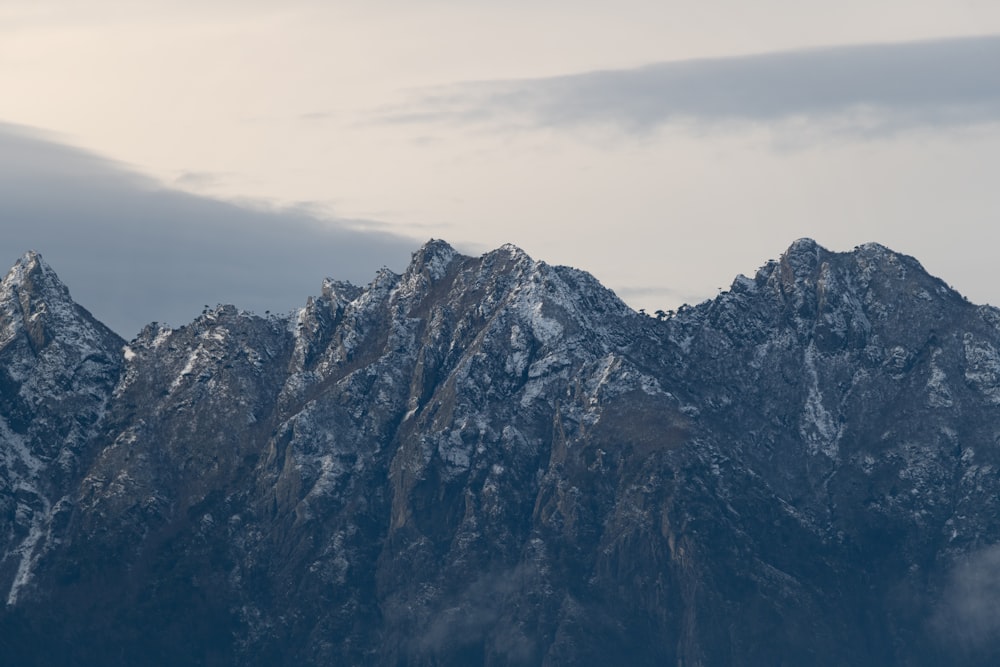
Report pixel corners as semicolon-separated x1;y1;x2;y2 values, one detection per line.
0;122;419;336
932;544;1000;656
388;35;1000;136
413;565;537;665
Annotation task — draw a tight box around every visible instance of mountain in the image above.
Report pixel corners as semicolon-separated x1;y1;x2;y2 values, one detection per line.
0;251;123;607
2;239;1000;666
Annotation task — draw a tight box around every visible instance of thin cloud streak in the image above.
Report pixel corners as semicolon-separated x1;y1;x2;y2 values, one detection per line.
387;35;1000;135
0;122;420;337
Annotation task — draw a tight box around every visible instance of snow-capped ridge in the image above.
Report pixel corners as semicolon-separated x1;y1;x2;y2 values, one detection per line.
854;241;894;255
1;249;122;356
785;237;821;255
2;250;64;305
0;251;125;609
3;251;46;282
321;278;362;304
497;242;529;257
777;237;825;280
406;239;459;282
5;238;1000;665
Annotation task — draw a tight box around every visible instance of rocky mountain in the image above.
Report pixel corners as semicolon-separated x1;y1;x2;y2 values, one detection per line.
2;239;1000;666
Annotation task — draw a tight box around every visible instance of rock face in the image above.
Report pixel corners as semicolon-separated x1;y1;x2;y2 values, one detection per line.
2;240;1000;666
0;252;123;609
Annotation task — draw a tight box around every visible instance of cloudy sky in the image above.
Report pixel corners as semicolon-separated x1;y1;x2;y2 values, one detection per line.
2;1;999;335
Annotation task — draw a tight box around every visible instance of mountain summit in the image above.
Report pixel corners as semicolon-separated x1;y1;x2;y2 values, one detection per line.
2;239;1000;666
0;253;122;606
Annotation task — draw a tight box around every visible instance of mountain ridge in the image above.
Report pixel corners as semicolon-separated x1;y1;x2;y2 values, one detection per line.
2;238;999;666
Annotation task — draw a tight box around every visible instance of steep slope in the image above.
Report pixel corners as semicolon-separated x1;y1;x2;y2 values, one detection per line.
234;241;648;665
0;252;123;606
592;239;1000;665
2;239;1000;666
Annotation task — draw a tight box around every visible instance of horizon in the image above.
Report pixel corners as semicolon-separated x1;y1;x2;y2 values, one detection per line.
2;3;999;336
2;233;974;338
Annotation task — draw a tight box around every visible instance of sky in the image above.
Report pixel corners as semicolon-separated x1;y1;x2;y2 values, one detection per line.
2;1;1000;336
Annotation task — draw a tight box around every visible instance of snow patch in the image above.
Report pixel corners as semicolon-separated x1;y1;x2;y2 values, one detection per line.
524;301;563;346
421;243;457;281
0;418;42;477
171;350;201;391
151;328;172;348
927;349;953;408
6;493;52;606
799;344;841;459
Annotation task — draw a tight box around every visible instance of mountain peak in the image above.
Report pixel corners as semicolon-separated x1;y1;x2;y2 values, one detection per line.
3;250;48;288
775;238;934;289
416;238;456;255
780;237;827;265
2;251;65;350
18;249;43;266
773;237;827;286
785;237;821;254
497;242;530;259
5;237;1000;665
2;250;74;296
407;238;459;281
849;241;927;273
0;251;121;354
854;241;893;255
320;277;362;304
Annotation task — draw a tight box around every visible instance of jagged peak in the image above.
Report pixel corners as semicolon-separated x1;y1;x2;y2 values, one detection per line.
18;249;43;267
743;238;964;322
416;238;457;257
1;250;122;353
3;250;50;287
853;241;893;255
777;238;924;281
783;238;915;270
848;241;928;272
780;238;827;264
770;238;826;287
320;278;362;303
785;237;822;253
1;250;72;310
496;243;531;260
407;239;459;281
477;243;535;278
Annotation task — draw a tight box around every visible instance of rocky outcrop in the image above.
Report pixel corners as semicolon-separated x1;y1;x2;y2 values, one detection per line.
0;252;123;608
2;240;1000;666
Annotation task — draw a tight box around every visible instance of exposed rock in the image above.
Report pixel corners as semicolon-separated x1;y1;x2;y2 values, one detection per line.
2;239;1000;666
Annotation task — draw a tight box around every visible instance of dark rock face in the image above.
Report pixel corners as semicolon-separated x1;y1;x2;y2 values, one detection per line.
2;240;1000;665
0;252;123;607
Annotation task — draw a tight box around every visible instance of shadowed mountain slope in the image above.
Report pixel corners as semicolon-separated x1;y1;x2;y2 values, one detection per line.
2;239;999;666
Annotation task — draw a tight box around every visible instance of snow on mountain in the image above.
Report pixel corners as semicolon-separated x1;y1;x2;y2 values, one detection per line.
2;239;1000;665
0;251;122;604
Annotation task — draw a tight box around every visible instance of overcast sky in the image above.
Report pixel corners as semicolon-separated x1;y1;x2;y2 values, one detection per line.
2;1;999;335
0;123;417;335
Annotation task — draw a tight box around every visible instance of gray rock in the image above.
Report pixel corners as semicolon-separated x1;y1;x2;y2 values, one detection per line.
1;239;999;666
